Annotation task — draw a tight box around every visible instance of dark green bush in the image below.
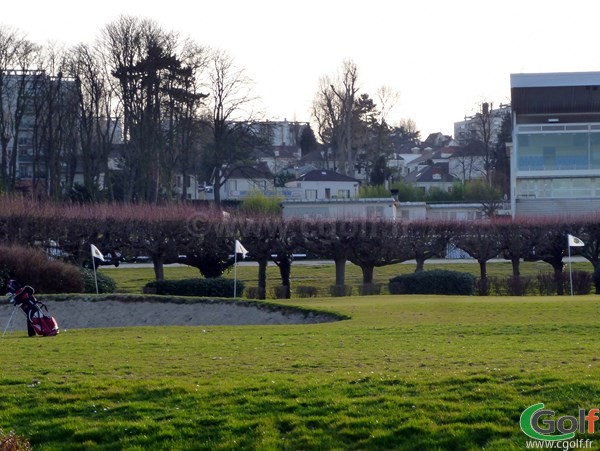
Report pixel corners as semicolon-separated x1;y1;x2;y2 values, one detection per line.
244;287;258;299
81;268;117;294
296;286;318;298
144;278;242;298
389;270;475;296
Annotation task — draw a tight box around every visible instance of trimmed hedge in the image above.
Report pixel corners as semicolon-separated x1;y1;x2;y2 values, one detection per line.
296;286;318;298
144;278;243;298
389;270;475;296
81;268;117;294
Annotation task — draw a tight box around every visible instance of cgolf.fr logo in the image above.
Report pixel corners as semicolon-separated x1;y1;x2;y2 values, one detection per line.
520;403;598;441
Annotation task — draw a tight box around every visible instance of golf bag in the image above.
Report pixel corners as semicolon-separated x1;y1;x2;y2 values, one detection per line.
7;280;59;337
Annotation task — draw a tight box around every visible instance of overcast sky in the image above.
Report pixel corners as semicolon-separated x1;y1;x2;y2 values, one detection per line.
3;0;600;138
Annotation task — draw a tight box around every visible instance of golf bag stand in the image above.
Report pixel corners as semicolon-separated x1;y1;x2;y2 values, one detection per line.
7;281;59;337
2;304;18;337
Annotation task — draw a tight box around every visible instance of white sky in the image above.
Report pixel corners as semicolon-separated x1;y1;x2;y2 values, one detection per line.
3;0;600;138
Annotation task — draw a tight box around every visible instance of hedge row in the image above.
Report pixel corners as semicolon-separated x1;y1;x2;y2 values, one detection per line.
389;270;476;295
2;197;600;298
144;278;243;298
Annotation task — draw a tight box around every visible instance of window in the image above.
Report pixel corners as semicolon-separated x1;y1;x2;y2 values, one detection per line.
325;188;331;199
517;131;590;171
337;189;350;198
305;189;317;200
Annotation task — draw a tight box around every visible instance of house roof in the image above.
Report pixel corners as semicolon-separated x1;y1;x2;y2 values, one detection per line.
296;169;359;182
403;163;458;184
255;145;300;160
228;163;273;180
300;149;327;162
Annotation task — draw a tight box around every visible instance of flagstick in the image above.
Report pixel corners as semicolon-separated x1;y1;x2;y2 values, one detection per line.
568;236;574;297
233;250;238;298
92;254;99;295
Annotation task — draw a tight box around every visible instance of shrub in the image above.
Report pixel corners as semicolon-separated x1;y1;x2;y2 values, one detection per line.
144;278;242;298
389;270;475;296
0;244;83;294
570;271;592;295
489;276;533;296
80;268;117;294
329;285;352;297
594;265;600;294
239;192;282;215
296;286;318;298
245;287;258;299
536;273;566;296
359;283;382;296
0;429;31;450
271;285;289;299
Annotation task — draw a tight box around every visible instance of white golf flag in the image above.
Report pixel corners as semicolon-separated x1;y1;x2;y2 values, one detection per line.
91;244;105;261
568;234;585;247
235;240;248;259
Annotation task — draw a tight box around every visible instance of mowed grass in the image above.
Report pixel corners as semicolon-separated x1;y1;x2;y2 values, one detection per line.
1;262;600;449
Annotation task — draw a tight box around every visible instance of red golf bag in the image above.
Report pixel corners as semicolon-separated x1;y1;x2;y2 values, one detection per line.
8;281;59;337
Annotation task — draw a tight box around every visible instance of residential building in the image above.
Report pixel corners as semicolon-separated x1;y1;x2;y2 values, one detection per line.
403;162;459;193
285;169;360;200
281;198;485;222
454;104;510;147
510;71;600;217
217;163;275;201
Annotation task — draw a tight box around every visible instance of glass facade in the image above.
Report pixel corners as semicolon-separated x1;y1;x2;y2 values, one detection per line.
515;123;600;200
516;177;600;198
516;125;600;171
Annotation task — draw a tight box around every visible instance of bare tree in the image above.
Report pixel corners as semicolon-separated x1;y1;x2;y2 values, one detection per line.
32;43;81;199
200;48;260;204
0;27;40;192
312;59;359;176
66;43;120;200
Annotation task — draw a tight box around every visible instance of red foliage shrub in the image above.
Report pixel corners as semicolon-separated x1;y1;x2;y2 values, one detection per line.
0;244;83;294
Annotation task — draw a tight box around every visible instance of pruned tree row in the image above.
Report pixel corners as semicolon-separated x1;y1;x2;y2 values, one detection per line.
0;198;598;298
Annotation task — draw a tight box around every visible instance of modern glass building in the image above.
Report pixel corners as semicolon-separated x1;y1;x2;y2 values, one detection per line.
511;71;600;217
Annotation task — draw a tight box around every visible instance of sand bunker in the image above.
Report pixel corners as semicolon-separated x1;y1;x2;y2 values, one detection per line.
0;297;341;332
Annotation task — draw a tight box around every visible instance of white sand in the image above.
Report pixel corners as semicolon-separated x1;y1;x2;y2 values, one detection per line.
0;298;337;333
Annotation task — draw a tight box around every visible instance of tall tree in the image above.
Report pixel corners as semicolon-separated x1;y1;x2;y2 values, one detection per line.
102;16;207;202
312;59;359;176
66;43;121;200
0;27;40;192
200;49;261;204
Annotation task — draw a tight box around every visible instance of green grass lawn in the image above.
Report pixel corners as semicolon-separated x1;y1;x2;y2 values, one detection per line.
1;290;600;449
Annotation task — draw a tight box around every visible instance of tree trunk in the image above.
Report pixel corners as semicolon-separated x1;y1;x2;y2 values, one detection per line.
273;252;292;299
511;257;521;277
334;257;346;286
415;257;426;272
478;259;488;296
257;257;268;300
152;255;165;281
553;263;564;296
361;264;374;284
